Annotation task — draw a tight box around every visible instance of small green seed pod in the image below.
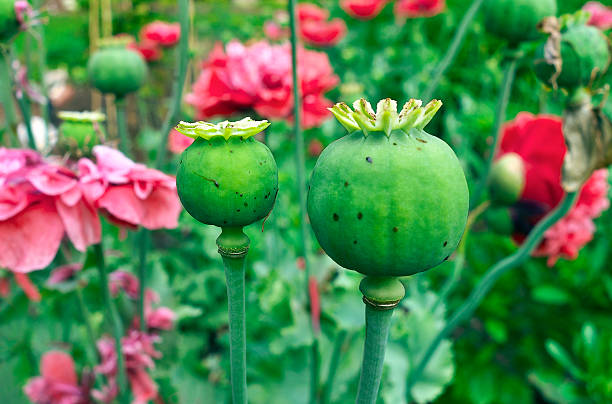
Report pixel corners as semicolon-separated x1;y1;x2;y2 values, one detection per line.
175;118;278;228
57;111;106;158
0;0;20;42
87;37;147;98
307;99;469;278
488;153;525;206
483;0;557;45
534;23;610;90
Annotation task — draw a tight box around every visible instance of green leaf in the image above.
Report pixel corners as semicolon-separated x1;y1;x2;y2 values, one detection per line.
545;339;584;380
532;285;571;305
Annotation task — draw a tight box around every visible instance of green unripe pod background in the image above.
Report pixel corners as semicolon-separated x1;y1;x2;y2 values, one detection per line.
534;24;610;90
489;153;525;206
175;119;278;228
0;0;20;41
87;39;147;98
57;111;105;157
307;99;469;278
483;0;557;45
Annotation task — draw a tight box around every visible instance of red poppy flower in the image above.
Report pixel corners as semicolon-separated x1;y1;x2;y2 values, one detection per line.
583;1;612;30
141;21;180;47
341;0;388;20
394;0;445;18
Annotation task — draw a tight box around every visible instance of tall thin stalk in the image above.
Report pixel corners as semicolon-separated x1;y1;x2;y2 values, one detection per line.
93;242;130;404
321;330;349;404
155;0;190;169
287;0;319;402
0;50;16;145
406;191;579;398
115;97;131;156
137;229;149;332
422;0;486;101
470;54;519;206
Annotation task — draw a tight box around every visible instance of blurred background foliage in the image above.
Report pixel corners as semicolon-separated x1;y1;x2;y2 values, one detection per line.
2;0;612;403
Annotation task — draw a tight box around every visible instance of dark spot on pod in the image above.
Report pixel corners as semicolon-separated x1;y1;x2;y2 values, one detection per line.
444;255;450;261
393;143;397;146
333;213;339;221
417;147;422;151
223;220;228;224
244;202;248;207
366;156;373;163
264;194;268;199
344;181;349;187
443;241;448;247
259;162;263;166
240;194;243;197
237;209;240;212
353;240;358;244
416;138;427;143
254;197;257;200
253;209;256;213
235;192;239;195
229;150;233;153
357;212;363;220
392;227;398;232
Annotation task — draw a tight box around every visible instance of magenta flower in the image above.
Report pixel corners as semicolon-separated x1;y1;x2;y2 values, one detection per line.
128;39;162;62
143;289;175;331
47;263;82;286
186;40;338;129
583;1;612;30
167;128;194;154
109;270;140;299
141;21;181;47
340;0;388;19
93;331;161;404
24;351;92;404
394;0;445;18
297;3;347;47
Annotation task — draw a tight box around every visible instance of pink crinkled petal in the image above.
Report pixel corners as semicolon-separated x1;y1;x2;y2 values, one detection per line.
41;351;78;386
97;185;144;227
129;369;158;404
27;165;78;196
93;146;135;184
56;197;101;252
139;187;181;230
0;200;64;273
0;184;31;220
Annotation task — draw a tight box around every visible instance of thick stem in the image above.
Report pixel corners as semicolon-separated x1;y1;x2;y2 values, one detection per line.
287;0;318;401
115;97;131;156
406;191;579;397
321;329;349;404
217;227;250;404
137;229;149;332
422;0;485;101
470;54;519;207
75;287;98;366
355;305;395;404
0;52;16;145
93;243;129;404
155;0;190;169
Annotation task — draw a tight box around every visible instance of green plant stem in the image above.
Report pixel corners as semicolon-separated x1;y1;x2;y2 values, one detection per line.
115;97;131;156
155;0;190;169
422;0;485;101
217;227;250;404
93;243;129;404
288;0;319;402
75;287;98;365
0;52;16;145
321;329;349;404
137;229;149;332
470;54;519;207
356;304;395;404
406;191;579;397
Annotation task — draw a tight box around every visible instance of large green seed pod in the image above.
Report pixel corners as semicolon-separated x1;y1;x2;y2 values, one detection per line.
483;0;557;44
87;38;147;98
57;111;106;158
307;99;469;278
176;119;278;228
534;23;610;90
0;0;20;42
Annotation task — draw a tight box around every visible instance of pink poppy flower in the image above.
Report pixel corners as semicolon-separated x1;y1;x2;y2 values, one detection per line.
583;1;612;30
143;290;175;330
186;40;338;129
93;146;181;230
264;20;289;41
109;270;140;299
141;21;181;47
297;3;347;47
340;0;388;19
128;40;162;62
167;128;194;154
24;351;92;404
496;113;610;266
308;276;320;334
47;263;82;285
94;331;161;404
394;0;445;18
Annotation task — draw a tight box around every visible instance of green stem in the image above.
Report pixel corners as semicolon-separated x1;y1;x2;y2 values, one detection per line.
217;227;250;404
0;52;16;145
137;229;149;332
115;97;131;156
422;0;485;101
75;287;98;365
93;243;129;404
288;0;318;401
470;54;519;207
155;0;190;169
321;329;349;404
406;191;579;397
356;305;395;404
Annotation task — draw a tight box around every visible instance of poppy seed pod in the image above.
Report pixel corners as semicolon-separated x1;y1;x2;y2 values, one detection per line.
307;98;469;278
57;111;105;157
0;0;19;41
483;0;557;44
534;23;610;90
175;118;278;228
87;37;147;98
489;152;525;206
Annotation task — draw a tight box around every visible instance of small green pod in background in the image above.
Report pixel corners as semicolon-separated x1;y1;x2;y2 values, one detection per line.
0;0;20;42
57;111;106;158
87;37;148;99
483;0;557;45
307;98;469;278
488;152;525;206
175;118;278;228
